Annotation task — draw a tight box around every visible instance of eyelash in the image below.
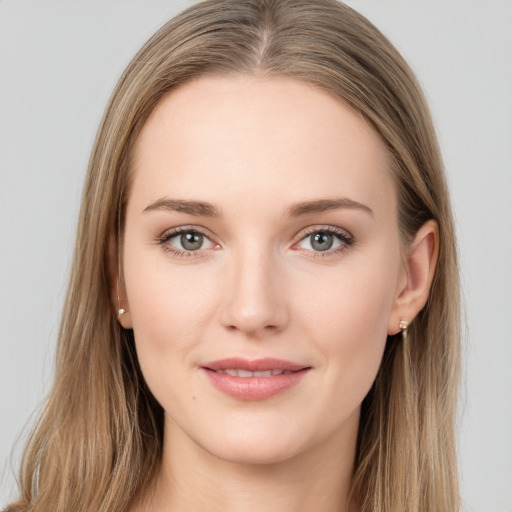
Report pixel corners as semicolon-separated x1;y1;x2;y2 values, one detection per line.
293;225;355;258
157;225;355;259
157;226;216;259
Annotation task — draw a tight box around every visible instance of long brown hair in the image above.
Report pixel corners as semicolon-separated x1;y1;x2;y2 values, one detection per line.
7;1;460;510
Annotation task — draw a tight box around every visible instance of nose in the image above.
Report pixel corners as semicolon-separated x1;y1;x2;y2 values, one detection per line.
219;247;289;338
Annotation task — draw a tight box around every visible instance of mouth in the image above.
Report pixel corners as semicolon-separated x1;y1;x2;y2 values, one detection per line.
202;357;309;373
208;368;297;377
200;358;311;400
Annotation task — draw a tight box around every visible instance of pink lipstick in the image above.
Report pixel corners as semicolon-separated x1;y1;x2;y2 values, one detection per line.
201;358;311;400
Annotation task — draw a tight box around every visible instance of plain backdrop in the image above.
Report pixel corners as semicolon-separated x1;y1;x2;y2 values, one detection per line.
1;1;511;510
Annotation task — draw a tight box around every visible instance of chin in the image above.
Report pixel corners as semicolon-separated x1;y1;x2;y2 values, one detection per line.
206;439;302;466
195;419;314;467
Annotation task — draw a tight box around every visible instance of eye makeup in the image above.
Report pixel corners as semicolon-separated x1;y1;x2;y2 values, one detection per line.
157;225;218;259
156;223;355;260
292;225;355;259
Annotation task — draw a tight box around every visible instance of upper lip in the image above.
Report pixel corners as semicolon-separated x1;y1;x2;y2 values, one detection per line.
201;357;309;372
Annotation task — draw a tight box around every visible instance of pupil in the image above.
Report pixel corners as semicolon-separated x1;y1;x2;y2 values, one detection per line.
312;232;333;251
181;232;203;251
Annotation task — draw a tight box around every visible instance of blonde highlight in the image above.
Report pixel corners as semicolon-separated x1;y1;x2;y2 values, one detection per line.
7;1;460;511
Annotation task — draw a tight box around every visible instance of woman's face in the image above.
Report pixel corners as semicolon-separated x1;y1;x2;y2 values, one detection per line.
120;75;407;464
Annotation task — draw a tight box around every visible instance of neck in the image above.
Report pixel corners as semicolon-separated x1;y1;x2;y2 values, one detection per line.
134;412;360;512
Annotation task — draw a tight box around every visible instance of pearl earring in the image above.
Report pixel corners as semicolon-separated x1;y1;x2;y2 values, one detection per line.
399;320;408;330
399;319;408;341
118;308;126;316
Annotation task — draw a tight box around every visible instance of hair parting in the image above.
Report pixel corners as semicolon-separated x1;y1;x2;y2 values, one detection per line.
7;1;460;511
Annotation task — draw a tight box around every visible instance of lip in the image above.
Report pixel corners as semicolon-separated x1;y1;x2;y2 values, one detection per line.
201;358;311;401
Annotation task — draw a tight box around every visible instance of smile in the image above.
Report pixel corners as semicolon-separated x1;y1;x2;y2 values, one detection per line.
201;358;311;400
211;369;295;377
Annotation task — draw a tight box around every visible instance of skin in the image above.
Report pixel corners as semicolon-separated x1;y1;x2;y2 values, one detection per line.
116;75;438;512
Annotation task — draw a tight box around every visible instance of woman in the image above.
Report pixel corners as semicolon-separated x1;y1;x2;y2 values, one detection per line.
6;0;460;511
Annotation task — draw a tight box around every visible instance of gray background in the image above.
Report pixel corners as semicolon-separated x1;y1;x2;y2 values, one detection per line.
1;1;511;510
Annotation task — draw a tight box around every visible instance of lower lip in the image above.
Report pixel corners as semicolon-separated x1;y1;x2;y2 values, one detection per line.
202;368;310;400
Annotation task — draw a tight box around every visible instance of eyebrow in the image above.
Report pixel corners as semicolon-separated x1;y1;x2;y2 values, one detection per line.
287;197;373;217
142;196;373;218
143;198;221;217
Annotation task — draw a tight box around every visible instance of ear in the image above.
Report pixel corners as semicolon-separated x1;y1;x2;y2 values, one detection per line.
108;235;133;329
387;220;439;335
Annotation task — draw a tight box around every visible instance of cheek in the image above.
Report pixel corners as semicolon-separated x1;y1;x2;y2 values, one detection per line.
122;248;220;376
297;255;397;337
292;250;400;400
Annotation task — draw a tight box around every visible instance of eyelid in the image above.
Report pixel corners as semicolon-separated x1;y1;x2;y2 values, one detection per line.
157;225;220;258
293;224;354;242
156;224;354;259
159;224;215;240
298;223;352;236
291;225;355;256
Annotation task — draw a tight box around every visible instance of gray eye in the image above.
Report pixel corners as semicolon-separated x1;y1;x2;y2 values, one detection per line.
180;232;204;251
310;232;334;251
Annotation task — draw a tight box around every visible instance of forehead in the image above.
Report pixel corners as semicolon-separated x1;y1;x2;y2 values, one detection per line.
129;74;394;216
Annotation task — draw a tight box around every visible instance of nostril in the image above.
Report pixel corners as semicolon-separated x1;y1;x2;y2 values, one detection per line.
223;323;279;334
